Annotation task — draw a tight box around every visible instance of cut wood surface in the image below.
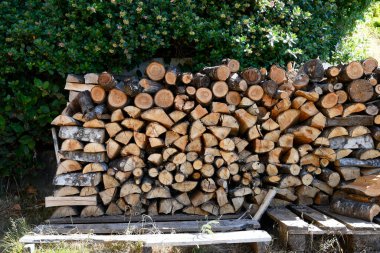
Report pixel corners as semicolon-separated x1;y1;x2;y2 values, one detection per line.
340;175;380;197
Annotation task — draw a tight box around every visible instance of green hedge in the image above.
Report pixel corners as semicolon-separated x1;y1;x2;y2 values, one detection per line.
0;0;373;177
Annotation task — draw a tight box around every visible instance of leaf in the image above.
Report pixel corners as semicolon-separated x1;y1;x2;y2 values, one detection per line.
19;135;35;150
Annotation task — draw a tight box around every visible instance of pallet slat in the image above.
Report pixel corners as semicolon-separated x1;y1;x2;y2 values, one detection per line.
34;219;260;234
45;196;97;207
289;205;347;232
45;213;244;224
313;205;380;231
266;207;323;234
20;230;271;246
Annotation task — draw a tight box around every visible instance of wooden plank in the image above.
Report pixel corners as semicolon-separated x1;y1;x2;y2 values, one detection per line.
59;151;107;163
59;126;106;143
20;230;271;245
289;205;347;232
51;128;62;165
313;205;380;231
253;188;277;220
65;82;96;92
144;230;271;247
45;196;97;207
326;116;374;127
34;219;260;234
53;173;102;187
46;213;244;224
266;207;323;234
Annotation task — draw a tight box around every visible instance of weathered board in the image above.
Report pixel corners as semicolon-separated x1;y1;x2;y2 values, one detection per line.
45;196;97;207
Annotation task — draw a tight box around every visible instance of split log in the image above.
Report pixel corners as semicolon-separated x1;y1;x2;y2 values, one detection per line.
98;72;117;91
335;158;380;168
81;205;104;217
99;187;116;205
108;89;128;110
51;115;78;126
222;58;240;72
51;207;78;218
53;173;102;187
329;135;374;149
342;103;366;117
269;65;287;84
211;81;229;98
59;151;107;163
330;198;380;222
195;88;212;105
59;126;105;143
202;65;231;81
318;169;340;188
339;61;364;82
180;72;193;84
146;61;165;81
165;66;180;85
317;93;338;109
54;186;80;197
335;167;360;181
134;93;153;110
111;109;124;122
326;116;374;126
241;67;261;85
300;59;324;82
154;89;174;109
56;160;82;175
172;181;198;192
65;91;94;116
192;73;210;88
347;79;374;103
84;143;106;153
138;78;163;94
83;162;108;174
109;156;145;171
141;108;174;128
277;109;300;131
227;73;247;92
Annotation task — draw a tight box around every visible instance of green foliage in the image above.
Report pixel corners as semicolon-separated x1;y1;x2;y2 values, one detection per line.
0;0;374;177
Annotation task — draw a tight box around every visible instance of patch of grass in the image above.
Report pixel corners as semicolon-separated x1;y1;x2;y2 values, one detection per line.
1;217;30;253
37;241;144;253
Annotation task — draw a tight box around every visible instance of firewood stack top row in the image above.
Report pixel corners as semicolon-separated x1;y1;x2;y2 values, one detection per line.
47;57;380;219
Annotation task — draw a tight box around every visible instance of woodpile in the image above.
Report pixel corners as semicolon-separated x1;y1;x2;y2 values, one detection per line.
47;57;380;218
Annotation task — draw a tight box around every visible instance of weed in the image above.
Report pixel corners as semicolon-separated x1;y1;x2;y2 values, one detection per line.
1;217;30;253
200;220;219;235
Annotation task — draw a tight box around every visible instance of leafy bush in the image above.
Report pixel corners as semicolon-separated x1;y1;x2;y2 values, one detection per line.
0;0;373;177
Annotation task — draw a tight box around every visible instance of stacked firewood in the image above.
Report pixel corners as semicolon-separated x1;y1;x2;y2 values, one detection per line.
47;57;380;218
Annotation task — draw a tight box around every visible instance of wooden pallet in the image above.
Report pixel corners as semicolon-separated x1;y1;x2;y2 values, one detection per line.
267;205;380;253
21;215;271;253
